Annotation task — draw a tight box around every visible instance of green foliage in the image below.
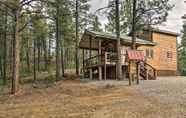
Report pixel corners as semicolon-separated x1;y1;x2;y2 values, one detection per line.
89;15;102;32
179;25;186;75
105;0;173;34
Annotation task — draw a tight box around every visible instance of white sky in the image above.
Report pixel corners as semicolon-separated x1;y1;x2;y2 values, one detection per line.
89;0;186;37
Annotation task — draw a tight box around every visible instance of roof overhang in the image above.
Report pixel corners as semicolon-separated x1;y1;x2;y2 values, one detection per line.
79;30;157;50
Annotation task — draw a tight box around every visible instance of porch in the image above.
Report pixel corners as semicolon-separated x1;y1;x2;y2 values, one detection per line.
79;30;157;80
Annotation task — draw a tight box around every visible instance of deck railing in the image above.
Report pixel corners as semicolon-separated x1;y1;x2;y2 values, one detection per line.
84;54;103;67
140;62;157;80
84;52;119;68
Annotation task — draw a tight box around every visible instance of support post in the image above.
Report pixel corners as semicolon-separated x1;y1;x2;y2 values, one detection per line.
154;70;157;80
129;62;132;86
137;62;140;84
146;69;149;80
83;49;85;77
90;68;93;80
98;40;102;80
89;37;92;80
104;52;107;80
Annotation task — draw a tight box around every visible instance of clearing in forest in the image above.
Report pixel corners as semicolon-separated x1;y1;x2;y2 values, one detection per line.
0;76;186;118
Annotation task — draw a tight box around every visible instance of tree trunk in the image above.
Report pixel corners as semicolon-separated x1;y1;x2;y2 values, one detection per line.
43;39;48;71
56;4;61;80
3;10;7;85
37;40;40;72
48;39;51;65
0;56;3;82
12;11;20;94
33;38;36;81
61;46;64;77
75;0;80;76
26;32;31;72
132;0;137;49
115;0;122;80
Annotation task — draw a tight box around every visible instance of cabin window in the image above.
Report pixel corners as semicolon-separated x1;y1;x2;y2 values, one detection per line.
167;51;173;58
146;49;154;59
107;47;114;52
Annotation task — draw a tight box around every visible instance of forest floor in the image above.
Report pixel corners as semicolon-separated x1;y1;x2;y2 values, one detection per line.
0;75;186;118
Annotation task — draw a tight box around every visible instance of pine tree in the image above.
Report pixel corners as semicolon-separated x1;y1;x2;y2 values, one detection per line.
178;24;186;75
105;0;173;34
91;15;102;32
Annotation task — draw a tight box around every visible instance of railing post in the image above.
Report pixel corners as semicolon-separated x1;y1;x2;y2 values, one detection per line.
154;69;157;80
89;68;93;80
137;62;140;84
146;69;148;80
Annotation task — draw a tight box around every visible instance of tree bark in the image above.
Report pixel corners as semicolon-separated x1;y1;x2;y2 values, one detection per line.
132;0;137;49
43;39;48;71
48;39;51;66
56;3;61;80
75;0;80;76
37;40;40;72
61;46;64;77
0;56;3;82
115;0;122;80
26;31;31;72
33;37;36;81
12;11;20;94
3;9;7;85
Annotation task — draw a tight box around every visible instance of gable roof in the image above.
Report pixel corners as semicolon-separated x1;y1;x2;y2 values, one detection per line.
82;30;156;46
145;28;179;37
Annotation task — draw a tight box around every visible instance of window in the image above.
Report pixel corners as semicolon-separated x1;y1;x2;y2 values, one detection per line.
146;49;154;59
167;51;173;58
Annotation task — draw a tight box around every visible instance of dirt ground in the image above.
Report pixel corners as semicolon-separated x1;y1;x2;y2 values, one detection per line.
1;76;186;118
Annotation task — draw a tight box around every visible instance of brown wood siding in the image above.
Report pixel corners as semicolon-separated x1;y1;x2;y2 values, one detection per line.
138;32;178;76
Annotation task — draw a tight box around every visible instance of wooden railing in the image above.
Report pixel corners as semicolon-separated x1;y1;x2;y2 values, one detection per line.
84;52;118;68
106;52;117;64
84;54;103;67
140;62;157;80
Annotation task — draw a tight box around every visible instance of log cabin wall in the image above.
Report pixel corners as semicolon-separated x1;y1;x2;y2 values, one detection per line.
138;32;178;76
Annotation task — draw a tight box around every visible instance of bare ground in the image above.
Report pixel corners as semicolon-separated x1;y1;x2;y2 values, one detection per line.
0;76;186;118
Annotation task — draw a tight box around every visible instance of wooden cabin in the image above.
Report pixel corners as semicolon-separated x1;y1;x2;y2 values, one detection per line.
79;29;178;80
137;29;179;76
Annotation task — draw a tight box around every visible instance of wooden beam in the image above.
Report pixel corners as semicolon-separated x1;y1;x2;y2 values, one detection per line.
83;49;85;76
89;37;92;80
98;40;102;80
89;37;92;59
104;52;107;80
90;68;93;80
129;61;132;86
137;62;140;84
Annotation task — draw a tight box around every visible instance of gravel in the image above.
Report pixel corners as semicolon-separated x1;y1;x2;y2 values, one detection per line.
135;76;186;104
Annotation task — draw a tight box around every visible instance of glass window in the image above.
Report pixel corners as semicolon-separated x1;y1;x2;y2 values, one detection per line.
146;49;154;59
167;51;173;58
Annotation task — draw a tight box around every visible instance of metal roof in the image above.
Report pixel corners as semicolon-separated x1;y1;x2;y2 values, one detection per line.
149;28;179;36
83;30;156;46
127;50;145;61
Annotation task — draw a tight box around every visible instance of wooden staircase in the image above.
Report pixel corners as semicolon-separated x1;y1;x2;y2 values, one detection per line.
140;62;157;80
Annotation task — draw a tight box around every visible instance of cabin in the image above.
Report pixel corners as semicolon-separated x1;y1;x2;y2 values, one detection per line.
79;29;178;80
137;29;179;76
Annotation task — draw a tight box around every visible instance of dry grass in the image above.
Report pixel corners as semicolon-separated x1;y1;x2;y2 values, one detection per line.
0;76;186;118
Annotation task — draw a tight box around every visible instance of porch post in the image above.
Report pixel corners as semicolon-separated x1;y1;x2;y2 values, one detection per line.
104;52;107;80
137;62;140;84
82;49;85;77
89;37;92;80
98;40;102;80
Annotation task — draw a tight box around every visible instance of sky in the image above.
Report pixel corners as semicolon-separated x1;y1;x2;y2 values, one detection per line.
89;0;186;36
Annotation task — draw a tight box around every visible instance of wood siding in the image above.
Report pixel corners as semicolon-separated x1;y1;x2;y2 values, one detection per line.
138;32;178;76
